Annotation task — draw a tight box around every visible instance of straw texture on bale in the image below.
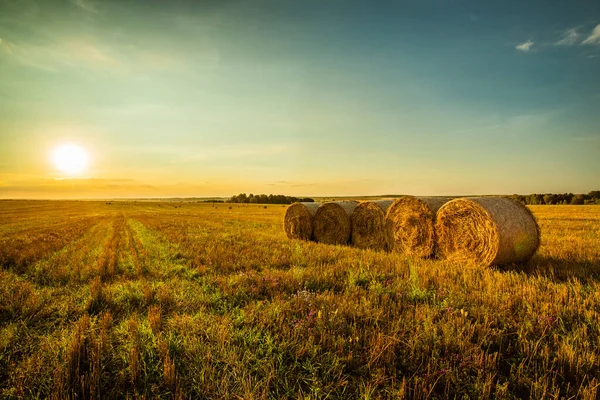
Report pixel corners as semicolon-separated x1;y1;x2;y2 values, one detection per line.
313;201;359;245
351;200;394;251
283;202;321;241
386;196;451;258
435;197;540;267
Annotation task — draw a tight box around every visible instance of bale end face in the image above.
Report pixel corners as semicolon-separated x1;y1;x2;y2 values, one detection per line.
313;201;358;245
435;197;540;267
386;196;448;258
351;200;394;251
283;202;320;241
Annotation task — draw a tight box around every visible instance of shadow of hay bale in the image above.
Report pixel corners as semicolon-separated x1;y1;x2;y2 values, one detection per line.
498;254;600;283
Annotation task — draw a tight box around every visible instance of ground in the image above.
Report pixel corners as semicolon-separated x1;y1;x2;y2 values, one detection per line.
0;200;599;399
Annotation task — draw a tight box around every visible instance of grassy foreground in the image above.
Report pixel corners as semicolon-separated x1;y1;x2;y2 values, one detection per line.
1;201;599;399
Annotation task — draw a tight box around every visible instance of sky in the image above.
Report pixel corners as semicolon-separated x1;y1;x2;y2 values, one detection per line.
1;0;599;199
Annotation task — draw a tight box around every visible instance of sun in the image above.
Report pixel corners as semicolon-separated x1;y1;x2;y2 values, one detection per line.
51;144;90;176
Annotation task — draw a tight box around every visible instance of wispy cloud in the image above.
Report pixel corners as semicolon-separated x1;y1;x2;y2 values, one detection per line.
69;40;120;67
582;24;600;45
168;143;298;164
516;40;534;52
0;38;121;71
444;124;502;136
1;36;188;75
70;0;98;13
266;180;292;186
0;39;59;72
555;28;580;46
135;50;189;72
573;135;600;142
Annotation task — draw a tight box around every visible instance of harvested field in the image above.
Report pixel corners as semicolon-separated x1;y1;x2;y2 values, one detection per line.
1;200;599;399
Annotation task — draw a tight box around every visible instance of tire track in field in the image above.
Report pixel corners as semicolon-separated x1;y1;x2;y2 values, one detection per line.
0;201;112;237
29;216;118;285
119;215;150;278
0;217;120;383
0;216;105;275
97;213;128;280
94;213;151;281
125;217;190;278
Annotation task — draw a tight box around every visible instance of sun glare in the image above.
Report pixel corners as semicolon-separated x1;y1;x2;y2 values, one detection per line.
51;144;90;176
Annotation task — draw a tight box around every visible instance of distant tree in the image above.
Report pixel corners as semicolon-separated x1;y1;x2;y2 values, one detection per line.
571;194;586;205
526;194;544;205
568;193;575;204
543;194;558;205
510;194;526;204
588;190;600;199
228;193;314;204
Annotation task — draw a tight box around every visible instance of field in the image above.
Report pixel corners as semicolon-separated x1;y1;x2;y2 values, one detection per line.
1;200;600;399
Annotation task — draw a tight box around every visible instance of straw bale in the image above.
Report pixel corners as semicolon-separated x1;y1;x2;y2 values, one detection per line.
386;196;451;257
351;200;394;251
283;202;321;241
435;197;540;266
313;201;358;245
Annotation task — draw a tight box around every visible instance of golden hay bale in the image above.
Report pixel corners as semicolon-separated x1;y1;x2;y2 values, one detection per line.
351;200;395;251
386;196;451;258
435;197;540;267
283;202;321;241
313;201;359;245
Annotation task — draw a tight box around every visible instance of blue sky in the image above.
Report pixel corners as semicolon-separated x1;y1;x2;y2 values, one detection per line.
1;0;599;198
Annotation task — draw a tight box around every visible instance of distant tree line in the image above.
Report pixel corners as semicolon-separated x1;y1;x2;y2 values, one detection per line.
510;191;600;205
228;193;314;204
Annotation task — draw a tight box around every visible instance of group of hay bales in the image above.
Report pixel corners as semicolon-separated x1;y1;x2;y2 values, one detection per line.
283;196;540;267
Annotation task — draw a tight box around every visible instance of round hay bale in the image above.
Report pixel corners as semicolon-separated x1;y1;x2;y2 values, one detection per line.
313;201;359;245
435;197;540;267
283;202;321;241
386;196;451;258
351;200;394;251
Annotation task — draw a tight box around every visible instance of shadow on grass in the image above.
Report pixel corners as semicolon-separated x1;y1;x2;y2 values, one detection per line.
498;254;600;283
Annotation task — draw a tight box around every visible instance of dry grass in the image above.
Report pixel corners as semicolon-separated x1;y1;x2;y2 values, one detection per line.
436;197;540;267
0;200;599;399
